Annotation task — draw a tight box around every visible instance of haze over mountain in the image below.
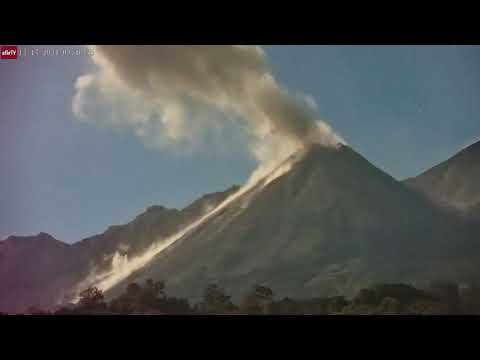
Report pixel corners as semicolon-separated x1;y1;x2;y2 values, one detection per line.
0;232;74;312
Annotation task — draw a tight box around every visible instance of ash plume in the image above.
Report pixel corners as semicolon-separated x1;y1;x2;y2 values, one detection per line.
73;45;344;162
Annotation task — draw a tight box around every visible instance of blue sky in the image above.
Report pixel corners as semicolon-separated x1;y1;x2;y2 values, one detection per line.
1;45;480;243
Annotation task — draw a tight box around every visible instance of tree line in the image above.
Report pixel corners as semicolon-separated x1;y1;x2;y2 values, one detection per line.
4;280;480;315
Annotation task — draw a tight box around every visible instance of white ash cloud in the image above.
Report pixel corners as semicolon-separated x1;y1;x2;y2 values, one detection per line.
72;45;344;158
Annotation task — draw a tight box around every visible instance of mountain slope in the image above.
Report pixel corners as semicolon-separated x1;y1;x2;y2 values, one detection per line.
70;185;239;276
108;144;474;303
0;233;74;313
0;186;238;313
4;142;480;312
404;141;480;211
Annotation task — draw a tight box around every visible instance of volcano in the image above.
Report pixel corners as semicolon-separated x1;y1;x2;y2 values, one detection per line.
3;143;480;313
104;144;478;303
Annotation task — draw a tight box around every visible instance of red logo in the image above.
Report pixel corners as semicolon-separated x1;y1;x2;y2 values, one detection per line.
1;45;18;59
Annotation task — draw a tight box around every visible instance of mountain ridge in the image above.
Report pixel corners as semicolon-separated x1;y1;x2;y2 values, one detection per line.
2;141;480;313
0;185;239;313
404;140;480;211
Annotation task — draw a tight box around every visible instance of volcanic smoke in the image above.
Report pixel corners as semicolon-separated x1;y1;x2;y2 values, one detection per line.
70;45;344;300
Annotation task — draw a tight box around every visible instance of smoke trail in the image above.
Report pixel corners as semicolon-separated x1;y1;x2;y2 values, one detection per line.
73;149;304;297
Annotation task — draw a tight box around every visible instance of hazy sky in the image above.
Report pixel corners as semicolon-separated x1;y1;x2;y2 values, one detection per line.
1;45;480;242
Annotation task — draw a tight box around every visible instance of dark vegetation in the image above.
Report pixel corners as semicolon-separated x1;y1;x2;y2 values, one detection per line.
2;279;480;315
